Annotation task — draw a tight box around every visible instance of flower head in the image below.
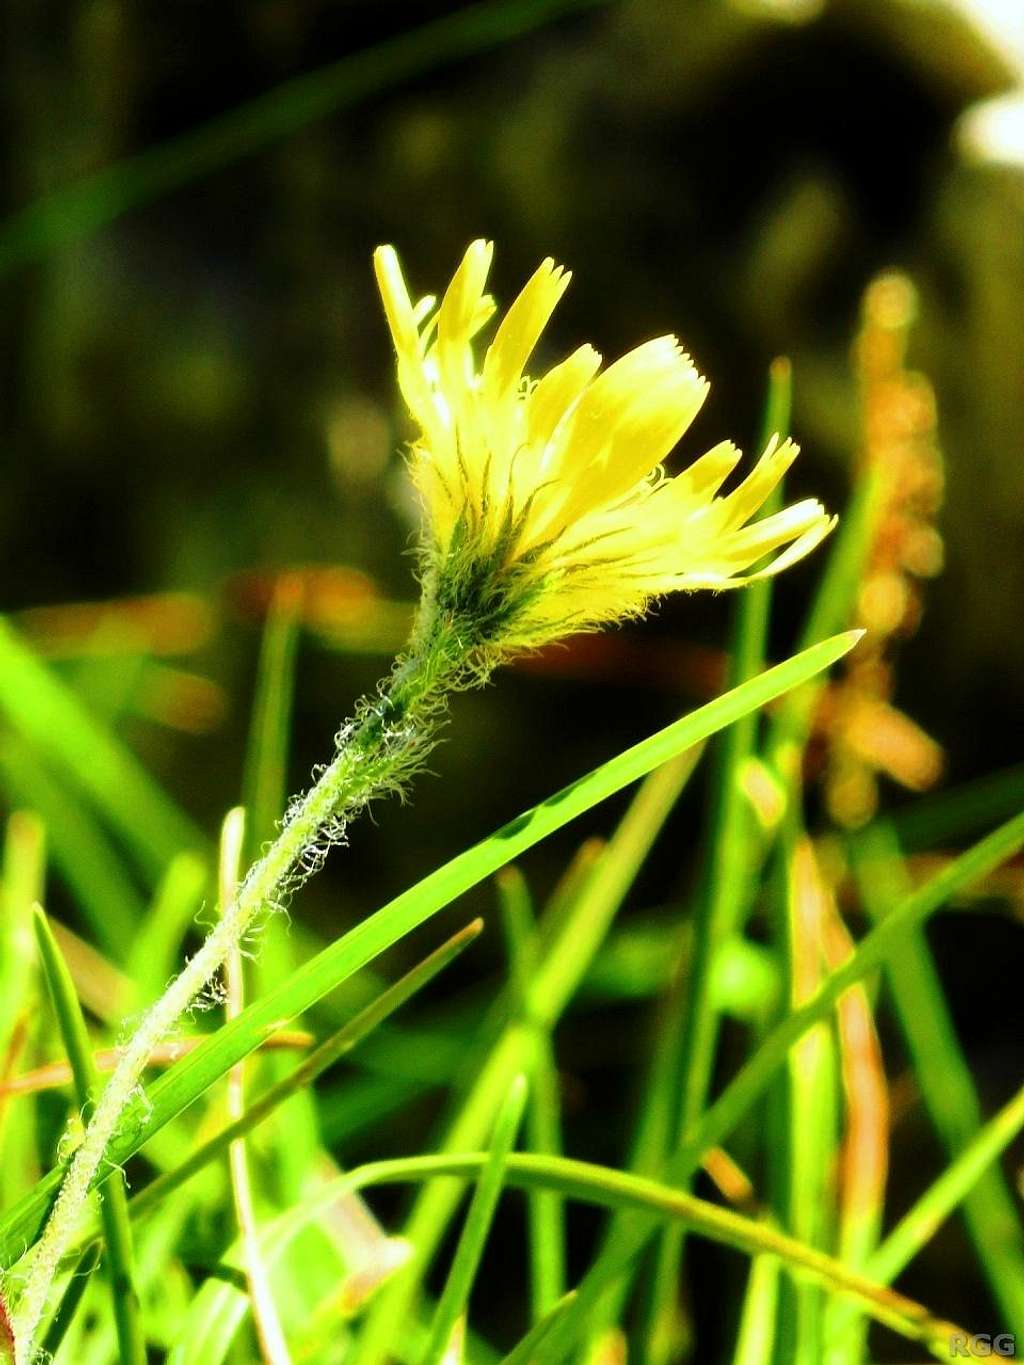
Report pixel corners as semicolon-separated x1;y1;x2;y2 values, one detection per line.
375;240;835;652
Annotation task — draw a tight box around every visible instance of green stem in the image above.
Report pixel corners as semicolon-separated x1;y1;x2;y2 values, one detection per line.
10;615;467;1365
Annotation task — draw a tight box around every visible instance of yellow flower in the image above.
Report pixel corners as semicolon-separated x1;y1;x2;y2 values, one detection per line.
374;240;835;650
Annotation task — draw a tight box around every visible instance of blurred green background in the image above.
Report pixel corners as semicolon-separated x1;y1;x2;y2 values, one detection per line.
1;0;1023;1352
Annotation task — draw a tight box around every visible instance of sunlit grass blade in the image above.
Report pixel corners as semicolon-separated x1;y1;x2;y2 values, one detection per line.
825;1075;1024;1350
773;833;838;1365
0;629;859;1270
543;802;1024;1358
33;907;145;1365
128;920;484;1222
0;814;44;1051
497;869;565;1321
640;358;791;1364
421;1076;528;1365
0;813;45;1221
125;853;208;1009
730;1253;779;1365
238;1152;969;1358
0;0;606;279
218;808;291;1365
820;896;889;1365
355;750;699;1364
0;742;141;955
498;1291;578;1364
869;1076;1024;1288
38;1242;101;1364
242;581;302;864
0;618;204;881
850;822;1024;1337
241;583;316;1204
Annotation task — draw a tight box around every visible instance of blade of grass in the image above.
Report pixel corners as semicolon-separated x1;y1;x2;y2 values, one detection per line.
773;833;838;1365
0;630;860;1270
354;750;700;1364
421;1076;528;1365
242;582;317;1206
543;803;1024;1358
0;618;204;881
869;1076;1024;1288
125;853;208;1010
825;1075;1024;1350
32;908;145;1365
730;1253;780;1365
38;1243;101;1364
850;822;1024;1337
231;1152;970;1359
639;359;791;1365
0;815;45;1240
0;741;141;955
242;582;302;866
0;0;606;278
0;814;44;1056
820;895;889;1365
219;808;291;1365
889;761;1024;853
127;920;484;1223
498;1292;578;1364
497;869;565;1322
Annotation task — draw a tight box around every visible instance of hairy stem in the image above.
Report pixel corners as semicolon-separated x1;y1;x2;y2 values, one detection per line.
11;610;468;1363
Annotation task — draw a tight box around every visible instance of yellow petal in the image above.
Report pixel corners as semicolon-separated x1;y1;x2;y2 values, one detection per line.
482;258;571;408
669;440;743;502
712;498;831;568
717;435;801;531
528;344;603;452
374;246;420;365
436;239;493;400
552;337;709;517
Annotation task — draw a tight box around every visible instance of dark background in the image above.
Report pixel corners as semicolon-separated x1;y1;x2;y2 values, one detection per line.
1;0;1023;1355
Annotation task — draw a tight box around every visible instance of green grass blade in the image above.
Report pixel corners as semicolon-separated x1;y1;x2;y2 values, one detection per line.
0;0;605;279
890;761;1024;853
242;583;316;1204
825;1075;1024;1353
355;750;700;1364
497;869;566;1322
498;1291;578;1364
420;1076;528;1365
772;831;838;1365
128;920;484;1223
850;823;1024;1336
544;803;1024;1357
235;1152;966;1357
38;1242;102;1364
730;1254;780;1365
125;852;208;1009
640;359;791;1364
0;813;44;1050
33;908;145;1365
0;618;204;881
0;630;859;1269
242;582;302;865
0;811;46;1223
868;1077;1024;1289
0;741;142;954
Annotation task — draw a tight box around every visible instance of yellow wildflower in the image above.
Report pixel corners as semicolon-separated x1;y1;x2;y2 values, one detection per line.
374;240;834;650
